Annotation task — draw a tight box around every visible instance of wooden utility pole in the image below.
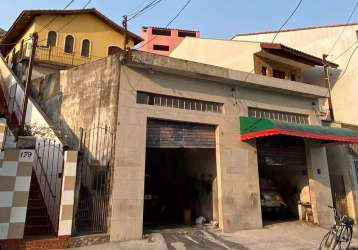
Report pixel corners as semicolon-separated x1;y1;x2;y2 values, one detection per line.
122;15;128;52
323;54;335;122
19;32;38;131
121;15;129;64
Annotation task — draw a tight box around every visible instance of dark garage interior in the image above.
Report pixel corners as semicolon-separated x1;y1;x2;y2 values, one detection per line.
143;119;218;228
256;136;311;223
143;148;218;227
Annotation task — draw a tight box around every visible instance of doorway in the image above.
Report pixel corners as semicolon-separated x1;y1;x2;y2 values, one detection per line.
144;119;218;228
256;136;311;223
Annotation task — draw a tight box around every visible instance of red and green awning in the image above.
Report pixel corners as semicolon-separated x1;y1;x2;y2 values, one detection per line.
240;117;358;143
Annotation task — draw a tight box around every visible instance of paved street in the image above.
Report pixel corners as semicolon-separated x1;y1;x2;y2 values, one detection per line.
160;227;248;250
68;221;358;250
216;221;358;250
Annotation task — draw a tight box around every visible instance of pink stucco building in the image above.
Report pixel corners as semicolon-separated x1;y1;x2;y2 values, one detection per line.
139;26;200;56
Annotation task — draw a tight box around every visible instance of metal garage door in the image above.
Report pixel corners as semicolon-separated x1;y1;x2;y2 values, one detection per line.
257;136;306;167
146;119;216;148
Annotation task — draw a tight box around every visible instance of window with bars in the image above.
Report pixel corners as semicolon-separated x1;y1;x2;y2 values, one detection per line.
137;91;223;113
248;107;309;124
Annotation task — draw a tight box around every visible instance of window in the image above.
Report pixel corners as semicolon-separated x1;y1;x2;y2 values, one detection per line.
64;35;74;53
152;28;171;36
47;31;57;47
137;91;223;113
108;46;121;55
153;44;170;51
261;66;267;76
178;31;196;37
81;39;90;57
248;107;309;124
273;69;285;79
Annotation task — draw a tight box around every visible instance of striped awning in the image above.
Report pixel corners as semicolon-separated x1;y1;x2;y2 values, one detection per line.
240;117;358;143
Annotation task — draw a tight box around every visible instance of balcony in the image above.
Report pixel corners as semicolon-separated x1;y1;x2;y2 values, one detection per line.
18;45;104;67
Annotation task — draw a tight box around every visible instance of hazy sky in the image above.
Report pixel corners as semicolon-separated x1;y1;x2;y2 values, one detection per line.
1;0;358;39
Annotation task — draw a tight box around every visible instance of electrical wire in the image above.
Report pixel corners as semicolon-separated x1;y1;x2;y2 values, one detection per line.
37;0;76;34
55;0;92;33
36;0;93;45
244;0;304;81
127;0;153;16
325;1;358;91
332;41;357;62
327;1;358;57
128;0;163;21
336;44;358;81
0;0;77;48
271;0;303;43
136;0;193;50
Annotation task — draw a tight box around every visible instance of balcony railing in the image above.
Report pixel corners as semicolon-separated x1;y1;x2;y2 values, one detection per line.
19;44;104;67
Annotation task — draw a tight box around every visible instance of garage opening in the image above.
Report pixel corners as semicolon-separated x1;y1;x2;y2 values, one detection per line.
257;136;311;224
144;119;218;228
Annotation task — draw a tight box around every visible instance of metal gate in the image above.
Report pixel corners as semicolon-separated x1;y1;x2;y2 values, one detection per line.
73;125;114;235
28;139;64;235
146;119;216;148
330;175;348;216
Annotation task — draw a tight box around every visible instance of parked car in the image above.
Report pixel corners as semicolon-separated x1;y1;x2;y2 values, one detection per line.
259;178;287;214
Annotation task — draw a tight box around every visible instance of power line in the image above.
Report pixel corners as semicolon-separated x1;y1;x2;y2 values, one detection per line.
244;0;304;81
127;0;153;16
332;41;357;62
271;0;303;43
136;0;193;50
37;0;76;34
1;0;76;48
128;0;163;21
54;0;92;33
336;44;358;81
36;0;93;45
327;1;358;57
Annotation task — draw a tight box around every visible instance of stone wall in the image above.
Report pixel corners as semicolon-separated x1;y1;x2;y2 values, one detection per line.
29;55;121;147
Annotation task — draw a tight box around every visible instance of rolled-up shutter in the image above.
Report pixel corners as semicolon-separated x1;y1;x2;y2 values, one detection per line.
146;119;216;148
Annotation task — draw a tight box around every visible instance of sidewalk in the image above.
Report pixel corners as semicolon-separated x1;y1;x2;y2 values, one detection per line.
216;221;358;250
66;222;358;250
66;233;168;250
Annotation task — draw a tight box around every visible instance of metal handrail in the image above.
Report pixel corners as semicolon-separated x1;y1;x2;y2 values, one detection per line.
34;149;56;198
21;44;104;67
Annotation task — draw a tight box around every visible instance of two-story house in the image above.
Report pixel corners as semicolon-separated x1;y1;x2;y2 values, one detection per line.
170;38;358;224
0;8;142;81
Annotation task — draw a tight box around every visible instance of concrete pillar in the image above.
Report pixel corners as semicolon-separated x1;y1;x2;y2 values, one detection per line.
218;130;262;232
326;144;358;222
110;115;147;241
58;150;78;236
305;140;334;227
0;149;34;240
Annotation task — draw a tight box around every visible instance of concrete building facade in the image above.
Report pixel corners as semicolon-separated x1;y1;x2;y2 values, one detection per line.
28;50;358;243
170;35;358;222
139;26;200;56
233;23;358;127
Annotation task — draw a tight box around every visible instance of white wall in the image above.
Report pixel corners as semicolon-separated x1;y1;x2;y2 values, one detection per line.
0;56;65;232
234;24;358;126
170;37;261;73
